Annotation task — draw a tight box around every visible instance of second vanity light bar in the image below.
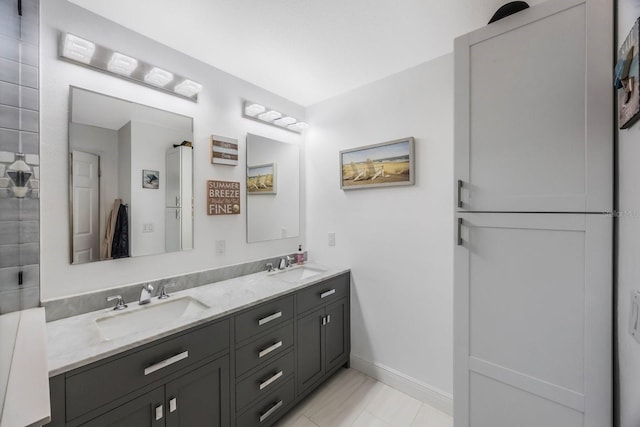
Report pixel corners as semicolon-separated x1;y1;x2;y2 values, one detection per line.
243;101;309;133
59;33;203;102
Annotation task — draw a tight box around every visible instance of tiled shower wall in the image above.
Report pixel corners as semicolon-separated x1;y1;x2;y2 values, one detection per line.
0;0;40;314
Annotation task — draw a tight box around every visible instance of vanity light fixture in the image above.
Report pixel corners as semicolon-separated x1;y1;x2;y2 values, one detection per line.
242;100;309;133
107;52;138;76
258;110;282;122
58;32;202;102
144;67;174;87
61;33;96;64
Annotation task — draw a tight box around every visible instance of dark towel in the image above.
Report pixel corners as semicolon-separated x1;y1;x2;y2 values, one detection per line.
111;204;129;259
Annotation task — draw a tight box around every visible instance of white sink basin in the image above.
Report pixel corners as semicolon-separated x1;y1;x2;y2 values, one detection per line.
95;296;209;340
271;265;326;283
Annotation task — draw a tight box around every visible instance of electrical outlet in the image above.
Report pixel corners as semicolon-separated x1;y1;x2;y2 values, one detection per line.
215;240;226;256
630;291;640;344
143;223;154;233
328;232;336;246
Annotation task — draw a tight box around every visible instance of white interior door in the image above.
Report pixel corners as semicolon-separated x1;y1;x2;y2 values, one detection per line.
454;213;611;427
72;151;100;264
454;0;612;212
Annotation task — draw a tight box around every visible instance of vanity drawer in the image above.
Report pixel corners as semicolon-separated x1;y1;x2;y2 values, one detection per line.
296;273;350;315
236;322;293;377
236;378;295;427
65;319;229;421
236;350;294;412
235;296;293;343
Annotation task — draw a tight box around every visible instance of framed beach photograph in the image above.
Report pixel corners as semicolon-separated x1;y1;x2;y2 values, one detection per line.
247;163;276;194
142;169;159;189
340;137;415;190
617;18;640;129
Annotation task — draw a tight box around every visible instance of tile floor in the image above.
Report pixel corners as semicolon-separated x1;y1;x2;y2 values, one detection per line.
275;368;453;427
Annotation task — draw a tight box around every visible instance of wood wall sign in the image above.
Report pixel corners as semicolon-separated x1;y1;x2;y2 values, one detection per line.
210;135;239;165
207;180;241;215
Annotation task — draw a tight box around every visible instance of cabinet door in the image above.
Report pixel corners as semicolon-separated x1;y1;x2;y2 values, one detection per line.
454;213;611;427
296;308;324;393
79;387;164;427
165;356;230;427
454;0;612;212
324;298;349;374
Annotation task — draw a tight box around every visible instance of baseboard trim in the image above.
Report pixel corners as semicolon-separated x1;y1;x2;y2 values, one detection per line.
350;355;453;416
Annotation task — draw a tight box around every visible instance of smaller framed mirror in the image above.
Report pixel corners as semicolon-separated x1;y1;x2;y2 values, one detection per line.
246;133;300;242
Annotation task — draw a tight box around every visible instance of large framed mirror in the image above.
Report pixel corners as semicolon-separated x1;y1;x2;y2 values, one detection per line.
246;133;300;242
69;87;194;264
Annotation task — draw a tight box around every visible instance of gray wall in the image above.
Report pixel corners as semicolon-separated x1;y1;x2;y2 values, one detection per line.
0;0;40;314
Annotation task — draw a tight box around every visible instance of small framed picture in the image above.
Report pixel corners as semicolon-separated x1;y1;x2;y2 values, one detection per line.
340;137;415;190
210;135;239;165
247;163;276;194
142;170;159;189
617;18;640;129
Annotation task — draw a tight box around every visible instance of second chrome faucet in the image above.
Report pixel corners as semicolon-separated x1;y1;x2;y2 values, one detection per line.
139;284;154;305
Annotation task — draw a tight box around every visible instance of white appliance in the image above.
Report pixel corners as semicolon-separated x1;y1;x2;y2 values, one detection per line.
453;1;612;426
165;146;193;252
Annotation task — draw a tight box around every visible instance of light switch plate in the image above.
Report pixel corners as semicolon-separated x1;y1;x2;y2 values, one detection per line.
328;232;336;246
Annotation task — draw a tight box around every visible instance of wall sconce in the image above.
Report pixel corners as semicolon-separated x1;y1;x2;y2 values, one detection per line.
243;101;309;134
59;32;203;102
6;153;33;198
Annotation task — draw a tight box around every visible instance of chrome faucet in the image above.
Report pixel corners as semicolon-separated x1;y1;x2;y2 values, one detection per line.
278;256;294;270
266;262;275;272
157;283;175;300
107;295;127;311
139;284;154;305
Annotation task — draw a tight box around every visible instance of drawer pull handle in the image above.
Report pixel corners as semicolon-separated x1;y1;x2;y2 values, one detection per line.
169;397;177;413
320;289;336;299
144;351;189;376
259;341;283;358
258;311;282;326
259;400;283;423
259;370;284;390
155;405;163;421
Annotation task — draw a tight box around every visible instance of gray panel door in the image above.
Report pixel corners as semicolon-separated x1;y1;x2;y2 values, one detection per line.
79;386;164;427
454;213;611;427
165;356;230;427
297;308;324;393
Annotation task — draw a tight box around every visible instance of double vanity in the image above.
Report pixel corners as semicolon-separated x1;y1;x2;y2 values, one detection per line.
46;263;350;427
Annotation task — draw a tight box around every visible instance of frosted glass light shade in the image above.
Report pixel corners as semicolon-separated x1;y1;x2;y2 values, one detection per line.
274;117;296;127
107;52;138;76
245;103;266;117
174;80;203;97
288;122;309;131
62;33;96;64
144;67;174;87
258;110;282;122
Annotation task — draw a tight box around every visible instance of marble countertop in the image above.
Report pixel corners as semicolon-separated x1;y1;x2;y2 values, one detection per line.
1;308;50;427
46;263;349;377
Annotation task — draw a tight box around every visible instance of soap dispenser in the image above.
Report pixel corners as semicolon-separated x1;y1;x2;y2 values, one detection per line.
297;244;304;265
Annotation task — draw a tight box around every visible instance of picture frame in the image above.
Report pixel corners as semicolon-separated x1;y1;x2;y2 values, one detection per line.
210;135;239;165
142;169;159;189
340;137;415;190
247;163;277;195
616;18;640;129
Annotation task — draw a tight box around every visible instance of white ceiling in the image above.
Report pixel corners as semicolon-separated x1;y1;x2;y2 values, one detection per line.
67;0;545;106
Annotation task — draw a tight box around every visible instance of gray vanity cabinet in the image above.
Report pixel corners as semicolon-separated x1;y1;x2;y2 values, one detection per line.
296;273;350;396
78;386;165;427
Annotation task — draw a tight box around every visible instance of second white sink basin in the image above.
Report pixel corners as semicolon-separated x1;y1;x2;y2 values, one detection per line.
271;265;325;283
95;296;209;340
